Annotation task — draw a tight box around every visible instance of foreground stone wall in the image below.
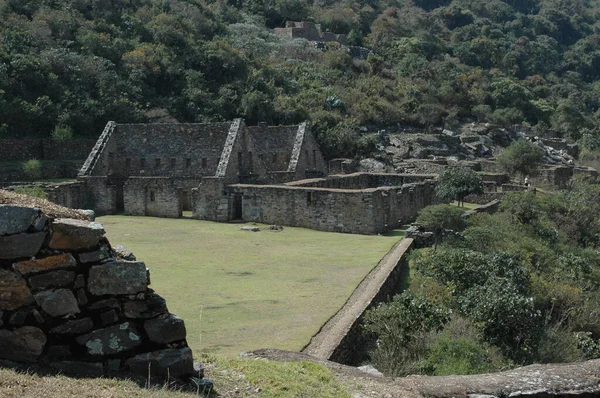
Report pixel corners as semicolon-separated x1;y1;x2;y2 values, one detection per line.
0;205;194;380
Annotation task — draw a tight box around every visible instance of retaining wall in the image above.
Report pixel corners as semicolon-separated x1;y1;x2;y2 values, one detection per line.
0;204;194;380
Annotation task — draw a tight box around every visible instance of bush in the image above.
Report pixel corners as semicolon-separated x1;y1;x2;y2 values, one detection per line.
51;124;73;141
13;186;48;199
22;159;42;181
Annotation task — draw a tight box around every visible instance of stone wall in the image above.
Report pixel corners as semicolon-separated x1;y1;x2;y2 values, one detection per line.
0;204;194;380
287;173;436;190
215;179;437;234
0;139;96;162
124;178;183;218
0;161;83;183
273;21;348;45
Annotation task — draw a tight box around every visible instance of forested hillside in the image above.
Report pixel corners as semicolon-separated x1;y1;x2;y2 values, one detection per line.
2;0;600;159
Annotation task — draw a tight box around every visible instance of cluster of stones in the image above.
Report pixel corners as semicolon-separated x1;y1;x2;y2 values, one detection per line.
0;205;194;379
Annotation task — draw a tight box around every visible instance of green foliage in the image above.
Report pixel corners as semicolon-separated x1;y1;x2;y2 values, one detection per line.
416;204;466;248
51;124;73;141
435;167;484;205
22;159;42;180
13;186;48;199
497;140;545;177
363;291;450;376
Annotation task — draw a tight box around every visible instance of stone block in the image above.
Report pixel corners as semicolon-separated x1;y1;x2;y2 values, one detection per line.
0;205;40;235
29;270;76;290
13;253;76;275
78;245;111;264
34;289;80;317
0;326;46;363
88;261;148;296
88;298;120;311
0;269;34;311
48;218;105;250
0;232;46;260
112;245;136;261
125;347;194;378
76;288;88;306
50;361;104;378
123;293;167;319
76;322;141;356
144;314;186;344
100;310;119;326
50;317;94;335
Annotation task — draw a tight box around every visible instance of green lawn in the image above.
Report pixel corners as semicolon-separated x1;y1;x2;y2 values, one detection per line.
98;216;401;357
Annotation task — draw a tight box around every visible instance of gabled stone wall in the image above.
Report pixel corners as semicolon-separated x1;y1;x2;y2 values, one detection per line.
0;204;194;380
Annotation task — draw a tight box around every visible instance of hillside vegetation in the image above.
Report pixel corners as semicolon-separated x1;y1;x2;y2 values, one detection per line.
2;0;600;158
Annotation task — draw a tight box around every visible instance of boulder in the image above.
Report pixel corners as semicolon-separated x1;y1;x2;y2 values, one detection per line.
76;322;141;356
34;289;80;317
0;232;46;260
144;314;187;344
0;326;46;363
123;292;168;319
29;270;76;290
50;361;104;378
0;205;40;235
0;269;34;311
112;245;136;261
125;347;194;378
50;317;94;335
241;226;260;232
13;253;77;275
88;261;148;296
48;218;104;250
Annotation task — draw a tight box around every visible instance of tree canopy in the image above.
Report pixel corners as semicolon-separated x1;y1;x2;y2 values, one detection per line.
2;0;600;160
435;167;484;205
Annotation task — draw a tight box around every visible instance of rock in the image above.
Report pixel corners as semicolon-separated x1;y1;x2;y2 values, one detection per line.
112;245;136;261
269;225;284;231
0;232;46;260
358;365;384;377
78;245;111;264
144;314;187;344
9;310;28;326
13;253;77;275
125;347;194;378
100;310;119;326
29;270;76;290
76;288;88;306
48;218;105;250
88;261;148;296
0;269;34;310
32;215;48;232
45;345;71;360
123;292;167;319
0;205;40;235
34;289;80;317
50;361;104;378
241;226;260;232
442;129;459;137
76;322;141;356
50;317;94;335
88;298;120;311
73;274;85;289
0;326;46;363
79;209;96;221
358;158;386;173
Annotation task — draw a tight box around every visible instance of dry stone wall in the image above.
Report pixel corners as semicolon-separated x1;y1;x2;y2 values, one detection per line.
0;205;194;380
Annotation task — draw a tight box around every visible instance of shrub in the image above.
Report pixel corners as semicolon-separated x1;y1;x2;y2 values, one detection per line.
22;159;42;180
51;124;73;141
13;186;48;199
497;140;544;178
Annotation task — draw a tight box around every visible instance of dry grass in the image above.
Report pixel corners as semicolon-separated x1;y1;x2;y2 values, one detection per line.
0;368;195;398
0;189;87;220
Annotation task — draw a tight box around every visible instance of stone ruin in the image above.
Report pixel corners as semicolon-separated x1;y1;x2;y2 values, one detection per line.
0;201;194;381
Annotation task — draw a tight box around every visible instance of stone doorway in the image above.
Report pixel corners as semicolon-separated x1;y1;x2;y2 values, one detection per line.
232;193;243;220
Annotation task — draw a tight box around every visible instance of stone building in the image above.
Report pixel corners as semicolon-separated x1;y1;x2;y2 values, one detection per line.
79;119;327;217
76;119;440;234
273;21;348;45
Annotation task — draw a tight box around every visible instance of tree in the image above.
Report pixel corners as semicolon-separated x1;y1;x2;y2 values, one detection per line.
497;140;544;179
416;204;466;249
435;167;484;206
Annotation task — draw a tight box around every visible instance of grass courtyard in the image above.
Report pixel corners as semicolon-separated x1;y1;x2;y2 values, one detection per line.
98;216;401;357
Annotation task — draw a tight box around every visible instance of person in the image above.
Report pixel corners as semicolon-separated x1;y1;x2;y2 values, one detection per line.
524;176;530;187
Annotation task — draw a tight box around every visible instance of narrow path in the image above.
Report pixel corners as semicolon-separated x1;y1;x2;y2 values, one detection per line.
302;238;414;360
